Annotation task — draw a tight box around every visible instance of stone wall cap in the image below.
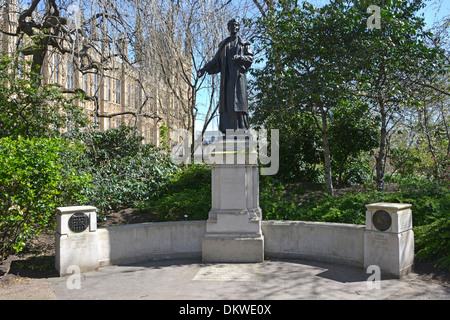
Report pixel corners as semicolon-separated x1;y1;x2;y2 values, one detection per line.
262;220;365;229
101;220;206;231
365;203;412;210
56;206;97;215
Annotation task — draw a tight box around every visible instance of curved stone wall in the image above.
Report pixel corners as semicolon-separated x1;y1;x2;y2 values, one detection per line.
95;220;365;267
56;203;414;278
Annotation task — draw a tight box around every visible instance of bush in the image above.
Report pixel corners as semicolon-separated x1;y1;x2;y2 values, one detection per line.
68;125;144;166
84;150;179;215
396;177;449;226
0;137;91;259
297;193;370;224
69;126;180;216
295;177;450;270
133;161;450;271
147;165;211;221
258;175;450;270
259;177;297;220
437;153;450;186
398;178;450;270
415;217;450;270
339;157;372;186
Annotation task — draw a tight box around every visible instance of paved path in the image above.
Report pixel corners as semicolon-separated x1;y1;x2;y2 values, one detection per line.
2;258;449;301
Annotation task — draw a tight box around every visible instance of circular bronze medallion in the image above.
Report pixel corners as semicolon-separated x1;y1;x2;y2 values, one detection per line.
372;210;392;231
68;212;90;233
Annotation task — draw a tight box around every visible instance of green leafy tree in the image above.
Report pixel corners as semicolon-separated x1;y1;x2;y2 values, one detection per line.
253;110;323;182
0;53;88;139
0;137;91;260
250;0;447;192
329;99;379;185
251;0;379;193
351;0;448;190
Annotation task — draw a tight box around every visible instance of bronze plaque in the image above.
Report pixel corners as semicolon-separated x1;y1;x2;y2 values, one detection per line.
372;210;392;231
68;212;90;233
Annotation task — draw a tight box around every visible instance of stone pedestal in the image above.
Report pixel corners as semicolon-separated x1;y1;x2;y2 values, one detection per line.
364;203;414;278
202;134;264;263
55;206;99;276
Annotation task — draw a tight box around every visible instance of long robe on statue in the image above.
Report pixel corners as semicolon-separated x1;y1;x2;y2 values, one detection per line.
203;35;253;134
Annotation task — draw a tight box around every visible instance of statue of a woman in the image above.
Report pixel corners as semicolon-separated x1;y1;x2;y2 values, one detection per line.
198;19;253;134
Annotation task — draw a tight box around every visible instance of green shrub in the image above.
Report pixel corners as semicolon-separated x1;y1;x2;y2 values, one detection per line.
150;185;211;221
404;180;450;270
438;153;450;186
396;177;449;227
304;194;367;224
68;125;145;166
259;177;297;220
293;177;450;271
0;137;91;259
259;174;450;270
144;165;450;271
147;165;211;221
84;151;179;215
68;126;180;216
415;217;450;270
340;158;372;186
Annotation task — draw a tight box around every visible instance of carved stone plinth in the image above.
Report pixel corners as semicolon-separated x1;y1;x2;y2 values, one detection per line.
202;135;264;263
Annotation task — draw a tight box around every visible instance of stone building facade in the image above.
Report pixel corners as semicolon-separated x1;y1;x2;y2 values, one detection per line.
0;0;190;147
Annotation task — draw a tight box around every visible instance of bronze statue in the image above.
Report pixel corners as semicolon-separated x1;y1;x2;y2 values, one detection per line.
198;19;253;134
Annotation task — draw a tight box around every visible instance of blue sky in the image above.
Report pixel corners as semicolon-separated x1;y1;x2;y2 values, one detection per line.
194;0;449;135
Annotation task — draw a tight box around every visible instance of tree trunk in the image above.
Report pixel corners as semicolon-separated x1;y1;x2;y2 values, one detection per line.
376;98;387;191
440;104;450;155
321;107;334;196
190;90;196;161
422;106;439;176
338;156;347;185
